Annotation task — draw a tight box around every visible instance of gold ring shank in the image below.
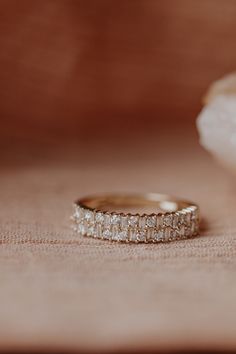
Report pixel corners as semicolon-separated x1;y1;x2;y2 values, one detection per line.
71;193;200;243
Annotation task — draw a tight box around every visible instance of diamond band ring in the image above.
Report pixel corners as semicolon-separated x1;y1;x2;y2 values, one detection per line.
71;193;200;243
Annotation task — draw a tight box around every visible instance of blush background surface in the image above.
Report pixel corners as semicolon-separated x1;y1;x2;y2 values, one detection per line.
0;1;236;352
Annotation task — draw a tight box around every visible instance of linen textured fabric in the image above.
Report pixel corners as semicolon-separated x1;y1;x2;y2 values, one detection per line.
0;130;236;353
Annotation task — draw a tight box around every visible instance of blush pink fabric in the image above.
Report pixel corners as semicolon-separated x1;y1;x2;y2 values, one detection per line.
0;128;236;353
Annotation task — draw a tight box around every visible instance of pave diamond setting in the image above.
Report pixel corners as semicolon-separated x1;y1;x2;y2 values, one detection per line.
72;201;200;244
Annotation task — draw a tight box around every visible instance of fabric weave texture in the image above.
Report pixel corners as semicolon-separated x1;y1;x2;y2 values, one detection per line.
0;133;236;353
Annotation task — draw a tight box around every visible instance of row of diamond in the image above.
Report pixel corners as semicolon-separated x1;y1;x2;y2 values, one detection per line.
71;204;199;243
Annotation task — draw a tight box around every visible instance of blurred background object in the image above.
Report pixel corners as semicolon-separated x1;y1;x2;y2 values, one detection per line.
203;72;236;104
1;0;236;144
198;73;236;175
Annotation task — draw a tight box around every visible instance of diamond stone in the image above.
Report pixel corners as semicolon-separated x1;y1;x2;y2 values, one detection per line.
78;223;87;235
179;224;185;237
146;215;156;228
104;214;111;227
164;214;172;227
139;215;146;229
111;226;119;241
128;215;139;227
95;224;102;238
154;230;164;242
164;226;172;241
84;210;94;223
111;214;120;225
137;230;146;242
171;229;178;240
121;216;128;228
156;215;163;228
95;212;104;223
129;229;137;242
190;206;198;221
73;207;83;221
87;225;95;236
146;228;155;241
172;214;178;228
118;230;128;241
179;211;186;225
103;228;111;239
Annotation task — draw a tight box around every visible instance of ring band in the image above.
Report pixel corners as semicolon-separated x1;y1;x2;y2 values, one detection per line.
71;193;200;243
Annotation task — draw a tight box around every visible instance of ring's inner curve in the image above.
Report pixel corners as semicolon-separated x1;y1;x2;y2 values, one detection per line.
78;194;192;214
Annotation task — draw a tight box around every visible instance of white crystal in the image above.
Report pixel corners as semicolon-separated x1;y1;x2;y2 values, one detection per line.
197;94;236;174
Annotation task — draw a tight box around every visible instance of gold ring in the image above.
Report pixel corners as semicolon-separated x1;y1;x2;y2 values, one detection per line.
71;193;200;243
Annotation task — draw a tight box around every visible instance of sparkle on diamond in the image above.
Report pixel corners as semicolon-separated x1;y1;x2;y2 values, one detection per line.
129;229;137;242
87;226;95;236
103;228;111;239
154;230;164;242
137;230;146;242
111;214;120;225
95;212;104;223
118;230;128;241
146;215;156;228
128;215;139;227
164;214;172;227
